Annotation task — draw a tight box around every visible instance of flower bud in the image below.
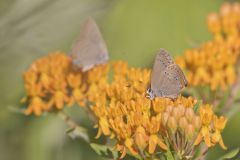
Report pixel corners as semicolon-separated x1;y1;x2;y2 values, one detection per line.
178;105;185;117
220;2;231;16
185;124;195;139
167;116;177;133
165;105;173;113
207;13;221;34
162;112;170;126
179;117;188;131
172;107;181;121
185;107;194;122
233;3;240;12
193;115;201;130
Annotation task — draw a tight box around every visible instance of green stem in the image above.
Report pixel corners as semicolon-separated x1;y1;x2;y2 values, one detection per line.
195;145;208;160
57;111;90;143
164;149;175;160
58;111;78;128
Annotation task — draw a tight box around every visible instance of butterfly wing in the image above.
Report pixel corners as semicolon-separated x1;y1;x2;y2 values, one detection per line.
70;17;109;71
150;49;175;96
157;64;187;99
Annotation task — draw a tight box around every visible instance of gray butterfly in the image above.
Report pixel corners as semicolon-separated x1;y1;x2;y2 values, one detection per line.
147;49;188;99
70;17;109;72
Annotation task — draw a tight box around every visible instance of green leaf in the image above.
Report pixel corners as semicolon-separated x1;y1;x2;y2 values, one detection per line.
218;148;240;160
194;99;202;112
90;143;118;159
66;126;89;142
164;149;175;160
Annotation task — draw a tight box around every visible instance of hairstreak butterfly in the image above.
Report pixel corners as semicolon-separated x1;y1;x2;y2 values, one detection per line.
70;17;109;72
147;49;188;99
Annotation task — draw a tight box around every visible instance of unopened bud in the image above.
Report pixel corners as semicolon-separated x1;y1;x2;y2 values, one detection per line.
220;2;231;16
178;105;186;117
162;112;170;126
172;107;181;120
179;117;188;131
193;116;201;130
185;124;195;139
233;3;240;12
167;116;177;133
185;107;194;122
165;105;173;113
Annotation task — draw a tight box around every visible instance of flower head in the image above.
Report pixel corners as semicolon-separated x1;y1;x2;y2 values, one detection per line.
90;62;227;159
176;2;240;91
21;52;87;115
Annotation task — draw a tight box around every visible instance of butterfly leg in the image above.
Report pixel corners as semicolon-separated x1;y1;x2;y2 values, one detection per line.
146;88;155;100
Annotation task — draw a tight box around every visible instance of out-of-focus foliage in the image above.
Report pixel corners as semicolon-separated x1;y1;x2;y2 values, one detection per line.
0;0;239;160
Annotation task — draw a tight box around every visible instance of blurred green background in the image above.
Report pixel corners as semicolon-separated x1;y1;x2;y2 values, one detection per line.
0;0;240;159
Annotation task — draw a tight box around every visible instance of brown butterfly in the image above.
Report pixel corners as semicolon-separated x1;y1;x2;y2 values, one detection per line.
147;49;188;99
70;17;109;72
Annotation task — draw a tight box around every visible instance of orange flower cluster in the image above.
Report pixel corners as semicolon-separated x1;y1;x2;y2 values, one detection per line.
21;52;227;158
21;52;86;116
176;2;240;91
90;62;227;159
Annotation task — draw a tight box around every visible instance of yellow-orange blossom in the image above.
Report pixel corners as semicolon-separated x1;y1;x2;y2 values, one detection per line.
176;2;240;91
22;52;86;116
22;56;228;158
89;61;227;158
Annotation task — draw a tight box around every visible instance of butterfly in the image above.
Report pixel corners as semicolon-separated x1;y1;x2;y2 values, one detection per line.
147;49;188;99
70;17;109;72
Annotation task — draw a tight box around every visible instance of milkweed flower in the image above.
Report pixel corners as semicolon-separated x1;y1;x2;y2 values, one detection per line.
67;72;86;107
211;116;227;149
90;62;227;159
21;52;87;116
176;2;240;91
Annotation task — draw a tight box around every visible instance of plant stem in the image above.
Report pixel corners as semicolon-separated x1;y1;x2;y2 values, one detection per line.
196;145;208;160
57;111;90;142
58;111;79;128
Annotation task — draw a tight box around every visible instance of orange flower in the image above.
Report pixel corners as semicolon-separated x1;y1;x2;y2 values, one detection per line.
24;96;46;116
22;52;87;115
176;2;240;91
194;105;214;147
212;116;227;150
67;72;86;106
89;61;227;159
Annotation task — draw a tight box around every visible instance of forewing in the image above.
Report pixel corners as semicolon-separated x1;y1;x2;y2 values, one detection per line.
151;49;175;94
156;49;174;69
70;17;109;70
